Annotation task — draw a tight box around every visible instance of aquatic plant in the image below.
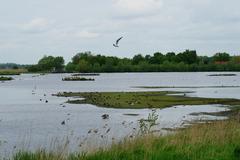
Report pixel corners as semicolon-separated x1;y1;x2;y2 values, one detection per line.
138;109;159;135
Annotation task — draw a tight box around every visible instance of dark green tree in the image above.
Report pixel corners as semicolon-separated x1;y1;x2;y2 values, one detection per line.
213;53;230;62
132;54;145;65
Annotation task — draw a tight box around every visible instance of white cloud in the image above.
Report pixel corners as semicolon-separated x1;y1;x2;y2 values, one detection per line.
1;0;240;63
75;30;100;39
22;18;51;33
114;0;163;14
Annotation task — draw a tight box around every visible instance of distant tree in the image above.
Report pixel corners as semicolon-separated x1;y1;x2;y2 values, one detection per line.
132;54;145;65
166;52;176;62
177;50;198;64
231;56;240;64
72;51;92;64
92;63;101;72
213;53;230;62
65;62;76;72
53;56;65;72
199;56;211;64
27;65;40;72
145;54;151;62
76;59;91;73
13;65;19;69
38;56;55;71
29;55;66;72
150;52;165;64
27;50;240;73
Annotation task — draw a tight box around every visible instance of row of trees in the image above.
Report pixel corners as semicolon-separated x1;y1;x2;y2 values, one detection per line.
65;50;240;72
28;50;240;72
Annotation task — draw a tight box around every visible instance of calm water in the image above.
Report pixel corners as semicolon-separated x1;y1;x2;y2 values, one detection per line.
0;72;239;156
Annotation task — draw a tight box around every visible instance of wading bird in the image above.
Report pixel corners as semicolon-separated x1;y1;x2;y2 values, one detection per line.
113;37;123;47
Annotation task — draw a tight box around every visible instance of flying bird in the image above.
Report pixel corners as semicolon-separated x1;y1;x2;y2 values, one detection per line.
113;37;123;47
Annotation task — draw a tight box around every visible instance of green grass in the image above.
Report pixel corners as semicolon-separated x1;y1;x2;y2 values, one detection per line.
0;69;27;75
13;119;240;160
54;91;240;109
80;119;240;160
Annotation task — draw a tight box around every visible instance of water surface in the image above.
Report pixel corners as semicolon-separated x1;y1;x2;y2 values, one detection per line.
0;72;239;155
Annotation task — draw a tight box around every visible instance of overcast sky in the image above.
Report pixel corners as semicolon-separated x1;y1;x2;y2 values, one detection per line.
0;0;240;64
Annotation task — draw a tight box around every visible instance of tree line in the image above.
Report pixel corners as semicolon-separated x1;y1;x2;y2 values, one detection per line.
0;63;29;69
27;50;240;72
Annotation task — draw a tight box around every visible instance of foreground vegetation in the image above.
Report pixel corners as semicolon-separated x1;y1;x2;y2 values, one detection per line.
54;91;240;109
13;117;240;160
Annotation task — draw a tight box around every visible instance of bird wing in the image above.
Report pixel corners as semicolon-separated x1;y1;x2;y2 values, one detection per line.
116;37;123;45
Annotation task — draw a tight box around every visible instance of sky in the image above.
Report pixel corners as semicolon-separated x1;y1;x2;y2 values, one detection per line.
0;0;240;64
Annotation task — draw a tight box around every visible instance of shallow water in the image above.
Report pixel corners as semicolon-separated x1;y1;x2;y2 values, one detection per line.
0;72;239;155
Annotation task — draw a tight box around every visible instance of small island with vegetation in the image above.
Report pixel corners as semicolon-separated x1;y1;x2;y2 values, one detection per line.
62;76;95;81
208;73;237;76
0;76;14;81
54;91;240;109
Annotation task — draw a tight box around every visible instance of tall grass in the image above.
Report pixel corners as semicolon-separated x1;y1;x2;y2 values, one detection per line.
13;119;240;160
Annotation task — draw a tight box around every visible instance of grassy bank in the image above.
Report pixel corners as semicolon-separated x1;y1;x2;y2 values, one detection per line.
79;119;240;160
13;118;240;160
0;69;27;75
54;91;240;109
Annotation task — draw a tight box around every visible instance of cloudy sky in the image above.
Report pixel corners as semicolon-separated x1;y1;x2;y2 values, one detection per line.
0;0;240;64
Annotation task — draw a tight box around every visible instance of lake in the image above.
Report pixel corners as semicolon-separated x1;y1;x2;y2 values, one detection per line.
0;72;239;156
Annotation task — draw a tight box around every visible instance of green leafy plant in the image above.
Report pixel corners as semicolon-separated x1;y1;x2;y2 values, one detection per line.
138;109;159;135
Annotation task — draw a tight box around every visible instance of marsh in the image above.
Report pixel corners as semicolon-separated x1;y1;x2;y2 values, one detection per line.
0;72;239;155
